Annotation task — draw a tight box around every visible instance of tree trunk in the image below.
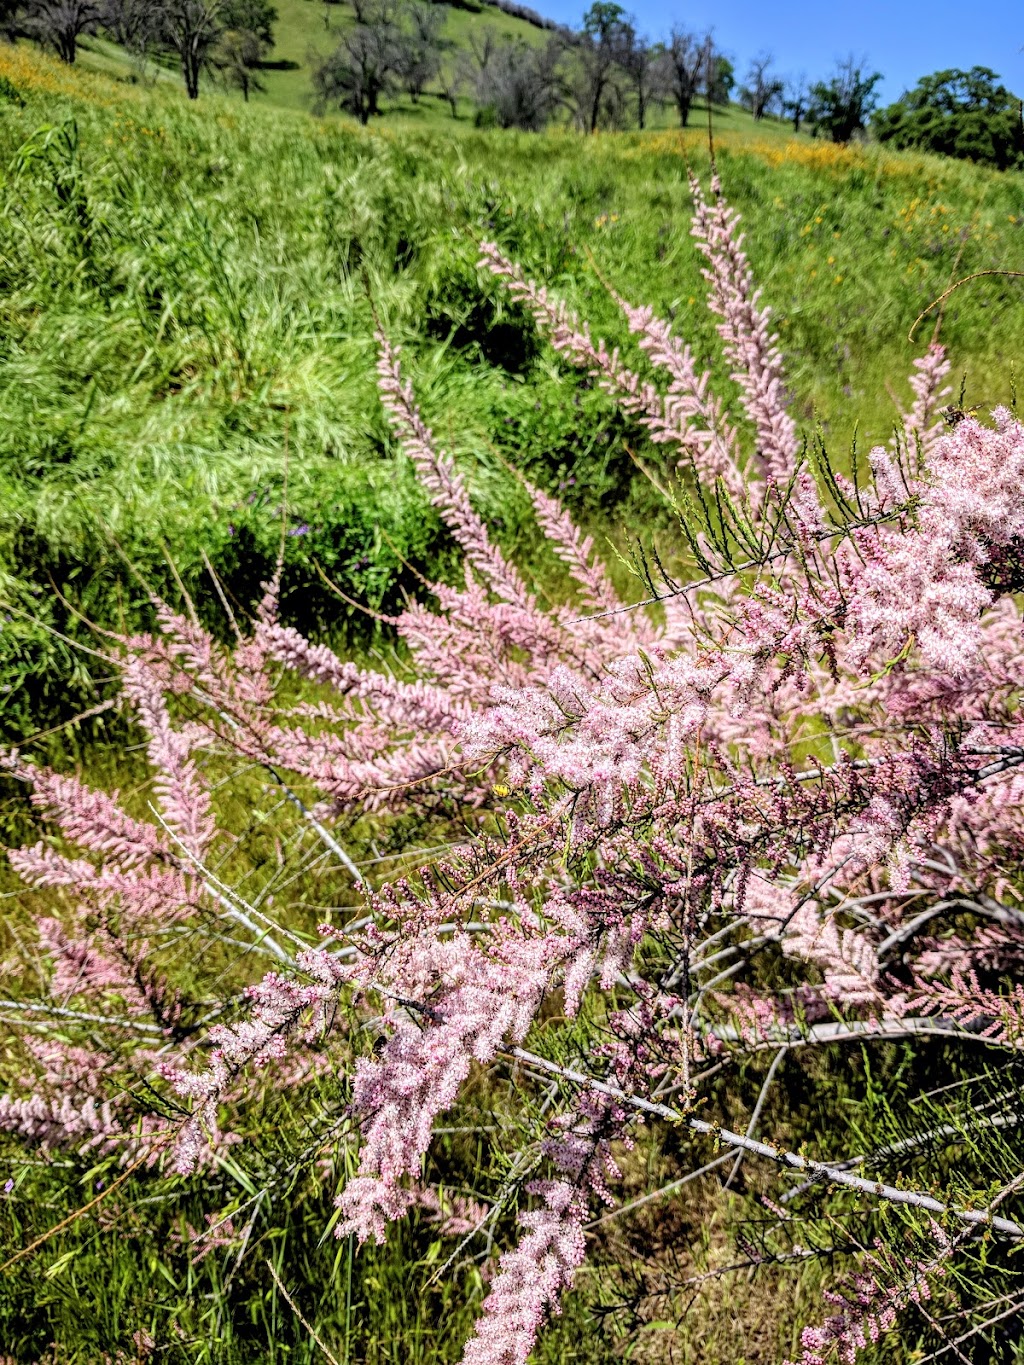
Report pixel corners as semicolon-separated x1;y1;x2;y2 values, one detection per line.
184;48;200;98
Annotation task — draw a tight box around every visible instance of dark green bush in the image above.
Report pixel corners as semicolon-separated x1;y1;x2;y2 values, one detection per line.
874;66;1024;169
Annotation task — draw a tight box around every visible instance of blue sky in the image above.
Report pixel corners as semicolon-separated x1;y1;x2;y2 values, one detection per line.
539;0;1024;105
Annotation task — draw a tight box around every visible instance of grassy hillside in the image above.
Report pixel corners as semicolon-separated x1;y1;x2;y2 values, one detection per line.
1;38;1024;1364
71;0;553;114
254;0;551;111
0;39;1022;746
67;0;821;131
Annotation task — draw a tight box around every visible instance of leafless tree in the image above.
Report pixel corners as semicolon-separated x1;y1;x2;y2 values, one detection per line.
155;0;226;99
783;74;810;133
26;0;101;63
740;51;783;120
215;25;263;99
465;23;498;77
437;53;463;117
661;26;708;128
573;0;630;133
473;34;565;131
395;1;444;104
311;0;402;124
100;0;156;51
621;27;660;130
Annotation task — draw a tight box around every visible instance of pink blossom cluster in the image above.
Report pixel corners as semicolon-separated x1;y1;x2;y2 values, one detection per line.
689;174;800;486
785;1237;944;1365
3;174;1024;1363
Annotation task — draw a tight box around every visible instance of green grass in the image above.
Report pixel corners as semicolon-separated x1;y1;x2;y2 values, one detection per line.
0;40;1022;741
1;39;1024;1362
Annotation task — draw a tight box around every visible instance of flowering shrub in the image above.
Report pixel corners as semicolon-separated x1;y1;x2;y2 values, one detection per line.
4;173;1024;1360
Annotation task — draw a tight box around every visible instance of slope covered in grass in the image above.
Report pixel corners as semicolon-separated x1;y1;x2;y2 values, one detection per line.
256;0;551;111
2;38;1024;1365
0;41;1022;740
70;0;552;114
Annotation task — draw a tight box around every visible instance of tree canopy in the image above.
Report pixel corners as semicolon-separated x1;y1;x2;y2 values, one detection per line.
808;58;881;143
873;66;1024;170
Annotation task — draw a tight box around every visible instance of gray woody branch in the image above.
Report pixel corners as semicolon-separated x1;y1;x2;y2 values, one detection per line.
506;1046;1024;1238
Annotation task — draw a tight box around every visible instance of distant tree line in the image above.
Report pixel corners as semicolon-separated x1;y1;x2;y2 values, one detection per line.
309;1;898;142
4;0;1021;168
1;0;278;99
735;57;1023;168
310;0;746;131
